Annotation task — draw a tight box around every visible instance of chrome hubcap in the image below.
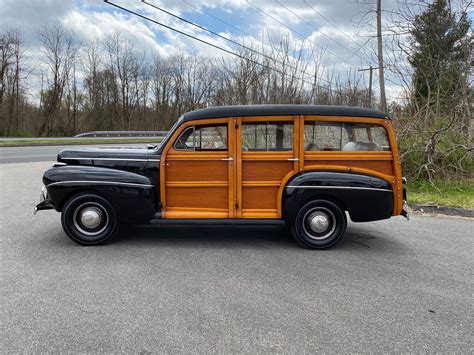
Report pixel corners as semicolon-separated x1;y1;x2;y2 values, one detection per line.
73;202;109;236
303;207;336;240
80;208;102;229
308;212;330;233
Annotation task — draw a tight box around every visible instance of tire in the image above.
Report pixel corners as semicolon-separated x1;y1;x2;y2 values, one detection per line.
291;199;347;249
61;193;118;245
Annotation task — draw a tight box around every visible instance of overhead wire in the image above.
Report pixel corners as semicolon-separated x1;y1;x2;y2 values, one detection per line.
104;0;337;92
143;0;336;87
275;0;368;62
245;0;355;64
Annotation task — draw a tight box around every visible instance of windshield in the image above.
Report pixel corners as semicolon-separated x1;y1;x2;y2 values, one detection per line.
158;118;181;148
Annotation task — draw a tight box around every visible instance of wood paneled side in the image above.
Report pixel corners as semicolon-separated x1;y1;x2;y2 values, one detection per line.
166;161;228;181
242;161;293;182
166;187;228;209
304;159;394;176
242;186;279;210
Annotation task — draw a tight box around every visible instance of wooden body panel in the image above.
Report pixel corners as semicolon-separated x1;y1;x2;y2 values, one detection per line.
160;118;235;218
159;114;403;219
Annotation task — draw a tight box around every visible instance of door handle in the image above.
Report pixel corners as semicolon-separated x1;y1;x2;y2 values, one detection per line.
287;158;299;161
221;157;234;161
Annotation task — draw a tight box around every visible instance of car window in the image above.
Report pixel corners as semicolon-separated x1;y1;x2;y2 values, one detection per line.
304;121;390;151
174;124;227;151
242;122;293;151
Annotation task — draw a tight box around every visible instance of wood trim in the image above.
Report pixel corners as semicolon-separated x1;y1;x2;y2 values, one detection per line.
384;119;403;215
165;181;228;188
241;152;293;161
242;181;281;187
236;117;242;218
228;119;235;217
164;207;229;219
302;164;395;187
304;152;393;161
298;115;305;170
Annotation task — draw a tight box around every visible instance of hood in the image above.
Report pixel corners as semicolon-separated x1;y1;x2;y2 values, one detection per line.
58;146;148;161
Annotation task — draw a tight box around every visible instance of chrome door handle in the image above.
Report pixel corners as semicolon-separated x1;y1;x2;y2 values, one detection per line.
287;158;299;161
221;157;234;161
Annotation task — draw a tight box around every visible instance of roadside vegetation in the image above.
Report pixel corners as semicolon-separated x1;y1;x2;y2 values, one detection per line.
408;179;474;209
0;0;471;207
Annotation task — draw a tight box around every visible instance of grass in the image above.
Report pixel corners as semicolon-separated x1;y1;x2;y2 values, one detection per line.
0;138;162;147
408;178;474;209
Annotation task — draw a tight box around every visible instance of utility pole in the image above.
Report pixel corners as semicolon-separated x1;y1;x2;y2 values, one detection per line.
376;0;387;111
358;65;378;108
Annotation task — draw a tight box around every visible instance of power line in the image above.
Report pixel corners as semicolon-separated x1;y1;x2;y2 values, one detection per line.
303;0;371;60
182;0;252;38
275;0;369;62
246;0;353;65
143;0;335;87
104;0;336;92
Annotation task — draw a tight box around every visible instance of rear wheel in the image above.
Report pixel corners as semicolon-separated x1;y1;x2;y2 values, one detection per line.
291;199;347;249
61;193;118;245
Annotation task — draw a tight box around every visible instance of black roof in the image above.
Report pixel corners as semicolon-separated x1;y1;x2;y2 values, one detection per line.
181;104;389;122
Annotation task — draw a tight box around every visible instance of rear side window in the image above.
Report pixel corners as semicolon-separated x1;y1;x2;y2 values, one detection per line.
242;122;293;151
174;124;227;151
304;121;390;151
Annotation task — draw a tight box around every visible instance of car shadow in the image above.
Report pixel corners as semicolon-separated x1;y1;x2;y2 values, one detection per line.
110;222;403;252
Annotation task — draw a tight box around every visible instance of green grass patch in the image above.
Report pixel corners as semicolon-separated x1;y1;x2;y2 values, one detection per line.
408;178;474;209
0;138;162;147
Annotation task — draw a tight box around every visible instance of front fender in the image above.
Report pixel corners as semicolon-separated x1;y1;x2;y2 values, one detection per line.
43;166;157;224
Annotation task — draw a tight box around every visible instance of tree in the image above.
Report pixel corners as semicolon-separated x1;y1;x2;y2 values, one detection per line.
38;23;79;135
409;0;471;111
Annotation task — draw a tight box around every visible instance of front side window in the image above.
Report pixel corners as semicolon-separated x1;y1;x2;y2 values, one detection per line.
174;124;227;151
304;121;390;151
242;122;293;151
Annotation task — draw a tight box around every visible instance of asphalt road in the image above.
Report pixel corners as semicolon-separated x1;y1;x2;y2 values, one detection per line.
0;144;148;164
1;161;473;352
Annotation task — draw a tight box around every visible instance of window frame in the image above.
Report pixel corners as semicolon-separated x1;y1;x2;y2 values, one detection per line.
241;120;294;152
173;123;228;152
303;119;391;152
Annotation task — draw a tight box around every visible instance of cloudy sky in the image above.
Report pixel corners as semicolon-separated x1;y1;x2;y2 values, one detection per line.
1;0;472;103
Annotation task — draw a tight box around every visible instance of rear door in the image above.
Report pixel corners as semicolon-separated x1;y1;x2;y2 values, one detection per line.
236;116;299;218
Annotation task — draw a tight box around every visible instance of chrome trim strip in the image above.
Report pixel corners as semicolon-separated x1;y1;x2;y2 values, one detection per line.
60;157;149;162
47;181;154;188
286;185;392;192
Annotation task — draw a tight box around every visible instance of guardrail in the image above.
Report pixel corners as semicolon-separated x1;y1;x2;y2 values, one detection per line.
74;130;168;138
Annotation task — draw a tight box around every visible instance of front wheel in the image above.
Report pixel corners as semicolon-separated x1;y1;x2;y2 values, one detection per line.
291;199;347;249
61;193;118;245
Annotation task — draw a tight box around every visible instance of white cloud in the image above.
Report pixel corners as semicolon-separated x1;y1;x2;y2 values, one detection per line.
1;0;415;103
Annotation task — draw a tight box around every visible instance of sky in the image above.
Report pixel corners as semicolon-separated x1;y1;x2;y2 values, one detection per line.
1;0;472;104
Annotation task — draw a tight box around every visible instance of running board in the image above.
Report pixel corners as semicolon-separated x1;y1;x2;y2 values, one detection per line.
149;218;285;225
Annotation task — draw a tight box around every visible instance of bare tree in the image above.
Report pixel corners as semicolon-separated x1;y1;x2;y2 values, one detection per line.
38;23;79;135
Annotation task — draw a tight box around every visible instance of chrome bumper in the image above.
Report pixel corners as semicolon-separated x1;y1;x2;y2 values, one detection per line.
401;200;409;220
34;186;54;215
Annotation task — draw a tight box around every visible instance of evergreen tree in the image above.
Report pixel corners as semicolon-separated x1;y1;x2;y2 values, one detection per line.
408;0;471;109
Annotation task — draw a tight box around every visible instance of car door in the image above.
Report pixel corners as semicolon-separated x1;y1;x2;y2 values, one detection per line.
236;116;299;218
160;118;235;218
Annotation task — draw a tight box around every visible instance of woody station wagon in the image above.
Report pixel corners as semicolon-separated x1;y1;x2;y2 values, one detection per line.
35;105;408;249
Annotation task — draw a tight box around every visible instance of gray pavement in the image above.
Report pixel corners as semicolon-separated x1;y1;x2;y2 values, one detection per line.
0;161;473;352
0;144;148;164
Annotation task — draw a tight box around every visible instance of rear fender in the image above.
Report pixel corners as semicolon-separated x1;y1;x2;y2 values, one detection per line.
282;171;394;223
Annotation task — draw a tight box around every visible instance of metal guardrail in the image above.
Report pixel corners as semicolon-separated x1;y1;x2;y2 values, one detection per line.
74;131;168;138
